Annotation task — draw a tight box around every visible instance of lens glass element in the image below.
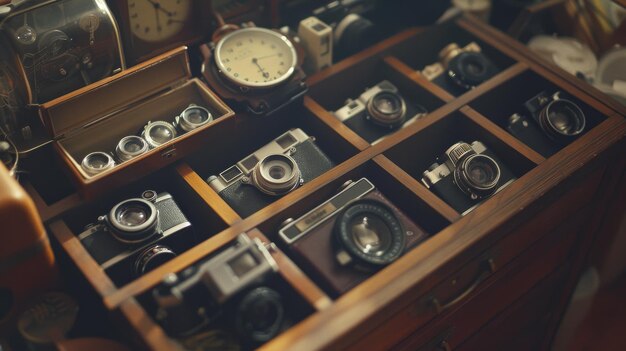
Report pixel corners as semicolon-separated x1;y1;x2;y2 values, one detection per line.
252;154;301;196
367;91;406;127
349;214;392;255
466;156;498;187
149;125;174;144
81;151;115;175
545;100;585;136
183;107;209;125
116;203;151;227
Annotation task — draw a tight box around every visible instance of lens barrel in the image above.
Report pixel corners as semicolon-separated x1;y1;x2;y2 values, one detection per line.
177;105;212;132
142;121;177;148
538;98;585;141
81;151;115;176
107;198;159;243
115;135;149;161
251;154;302;196
366;91;407;128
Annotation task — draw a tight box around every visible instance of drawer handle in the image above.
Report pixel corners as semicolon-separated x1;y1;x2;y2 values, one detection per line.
430;258;496;314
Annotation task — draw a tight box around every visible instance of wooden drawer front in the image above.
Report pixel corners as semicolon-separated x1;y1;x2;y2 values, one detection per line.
456;265;569;351
345;169;602;351
390;213;579;351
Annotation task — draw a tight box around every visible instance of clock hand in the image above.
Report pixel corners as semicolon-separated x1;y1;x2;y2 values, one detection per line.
144;0;176;17
255;53;279;60
251;57;270;79
154;5;162;33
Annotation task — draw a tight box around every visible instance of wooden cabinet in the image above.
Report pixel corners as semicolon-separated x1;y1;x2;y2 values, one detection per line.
18;14;625;351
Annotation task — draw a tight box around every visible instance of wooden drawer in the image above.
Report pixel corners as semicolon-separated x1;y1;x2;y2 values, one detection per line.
389;209;581;351
345;168;602;351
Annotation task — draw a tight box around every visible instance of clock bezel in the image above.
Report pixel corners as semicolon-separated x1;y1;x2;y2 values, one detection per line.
214;27;298;89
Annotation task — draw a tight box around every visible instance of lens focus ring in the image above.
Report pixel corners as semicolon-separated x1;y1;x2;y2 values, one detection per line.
81;151;115;176
116;135;149;161
142;121;177;148
366;91;407;128
107;198;159;243
334;199;406;267
538;98;586;141
454;154;501;200
134;245;176;276
251;154;302;196
177;104;212;132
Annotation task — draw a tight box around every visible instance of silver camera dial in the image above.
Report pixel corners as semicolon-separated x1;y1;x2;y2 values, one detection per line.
115;135;149;161
142;121;178;149
81;151;115;176
175;104;213;132
249;153;303;196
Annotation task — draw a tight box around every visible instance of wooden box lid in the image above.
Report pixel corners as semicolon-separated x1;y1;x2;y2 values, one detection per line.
39;47;191;139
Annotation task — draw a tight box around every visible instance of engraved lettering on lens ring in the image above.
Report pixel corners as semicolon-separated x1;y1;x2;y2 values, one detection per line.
539;99;585;141
250;154;302;196
334;199;406;266
81;151;115;176
176;104;212;132
134;245;176;276
142;121;177;148
366;91;407;129
107;198;159;243
115;135;149;161
453;154;501;200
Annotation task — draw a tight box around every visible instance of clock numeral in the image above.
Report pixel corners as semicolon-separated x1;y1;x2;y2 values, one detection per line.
226;68;232;72
234;73;239;77
224;59;230;63
228;48;234;53
144;26;150;33
236;41;242;47
279;62;284;66
270;45;276;49
261;41;265;45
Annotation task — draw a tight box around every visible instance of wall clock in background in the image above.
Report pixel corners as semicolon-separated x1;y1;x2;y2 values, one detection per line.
107;0;210;66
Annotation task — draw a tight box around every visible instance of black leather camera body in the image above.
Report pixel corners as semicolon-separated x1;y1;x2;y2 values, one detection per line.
507;91;586;157
333;80;427;144
152;233;287;348
422;42;498;96
421;141;516;215
207;128;335;218
78;190;194;285
278;178;429;296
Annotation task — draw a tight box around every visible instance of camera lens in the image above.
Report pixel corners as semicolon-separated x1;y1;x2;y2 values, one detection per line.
177;105;212;132
142;121;177;148
107;198;159;243
134;245;176;276
455;154;501;199
334;199;406;267
81;151;115;176
251;154;301;196
115;135;149;161
447;52;497;90
235;287;284;343
539;99;585;141
366;91;407;128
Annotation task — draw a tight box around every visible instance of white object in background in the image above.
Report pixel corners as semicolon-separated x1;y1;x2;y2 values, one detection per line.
452;0;492;22
552;267;600;351
528;35;598;79
594;46;626;105
298;16;333;73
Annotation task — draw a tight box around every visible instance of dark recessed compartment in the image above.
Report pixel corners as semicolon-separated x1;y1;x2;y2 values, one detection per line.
61;167;228;287
19;143;76;205
185;103;357;218
390;20;516;97
257;160;450;298
385;112;536;215
136;233;314;351
307;57;446;145
469;70;607;158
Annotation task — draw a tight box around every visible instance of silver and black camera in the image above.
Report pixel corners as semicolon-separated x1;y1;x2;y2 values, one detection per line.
78;190;193;285
421;141;516;215
152;233;285;346
334;80;427;144
421;42;498;94
507;91;586;157
279;178;429;296
207;128;335;218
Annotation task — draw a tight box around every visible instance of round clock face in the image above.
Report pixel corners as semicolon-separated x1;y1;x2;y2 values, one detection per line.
214;27;298;88
128;0;191;43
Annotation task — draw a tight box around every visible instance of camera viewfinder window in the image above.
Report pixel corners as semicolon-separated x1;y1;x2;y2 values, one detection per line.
228;252;259;278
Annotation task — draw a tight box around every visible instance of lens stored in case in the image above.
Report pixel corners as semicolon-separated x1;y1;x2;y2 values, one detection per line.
81;151;115;176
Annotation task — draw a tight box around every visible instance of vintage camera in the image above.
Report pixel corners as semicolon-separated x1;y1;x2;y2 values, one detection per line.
507;91;586;157
152;233;285;346
0;0;124;103
334;80;427;144
421;42;498;95
207;128;335;218
279;178;429;296
78;190;193;284
421;141;516;215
